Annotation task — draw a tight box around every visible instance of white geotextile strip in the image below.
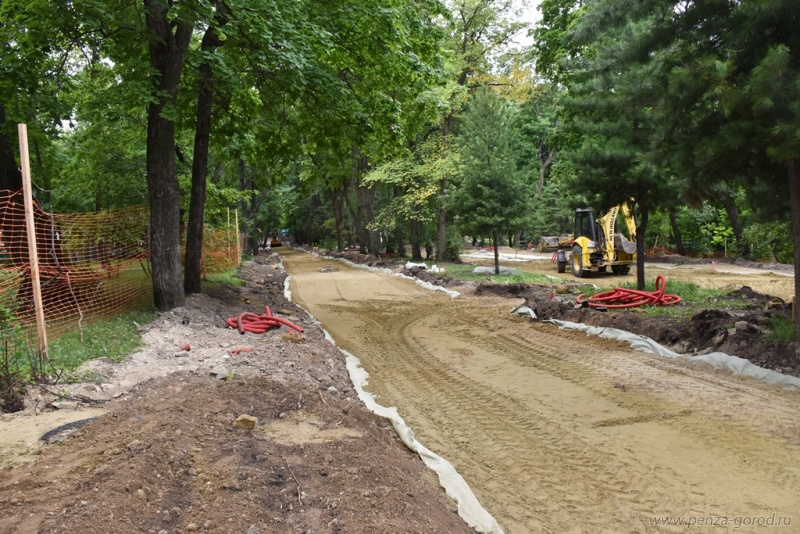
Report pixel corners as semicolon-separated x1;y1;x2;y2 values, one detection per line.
546;319;800;389
344;351;504;534
284;273;503;533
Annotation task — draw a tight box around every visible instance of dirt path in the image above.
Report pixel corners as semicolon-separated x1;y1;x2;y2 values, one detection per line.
282;249;800;533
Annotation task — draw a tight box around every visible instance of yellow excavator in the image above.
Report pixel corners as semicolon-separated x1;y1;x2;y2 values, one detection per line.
554;201;637;277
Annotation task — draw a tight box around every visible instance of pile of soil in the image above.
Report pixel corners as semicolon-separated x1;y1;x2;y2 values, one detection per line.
477;278;798;379
514;285;799;377
0;252;474;534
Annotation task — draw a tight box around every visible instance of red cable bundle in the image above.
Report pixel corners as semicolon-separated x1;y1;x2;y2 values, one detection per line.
226;306;304;334
576;274;682;309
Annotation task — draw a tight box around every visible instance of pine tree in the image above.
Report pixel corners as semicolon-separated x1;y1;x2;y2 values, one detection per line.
450;89;531;274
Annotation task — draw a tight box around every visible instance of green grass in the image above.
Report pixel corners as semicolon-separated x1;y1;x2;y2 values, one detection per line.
203;268;245;287
765;314;796;345
583;278;751;318
48;308;156;372
443;263;555;284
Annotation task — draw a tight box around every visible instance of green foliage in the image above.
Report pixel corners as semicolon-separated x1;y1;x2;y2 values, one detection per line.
766;313;796;345
0;314;29;413
443;225;464;262
450;89;531;239
744;221;793;263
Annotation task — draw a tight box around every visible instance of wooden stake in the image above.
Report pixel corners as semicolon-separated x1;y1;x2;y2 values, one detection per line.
226;207;231;264
234;208;240;266
18;124;48;357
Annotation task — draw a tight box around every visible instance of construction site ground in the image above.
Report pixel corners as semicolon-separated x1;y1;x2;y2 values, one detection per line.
0;247;798;533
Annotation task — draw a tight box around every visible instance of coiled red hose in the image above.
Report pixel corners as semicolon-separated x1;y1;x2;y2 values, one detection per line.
226;306;304;334
576;274;682;309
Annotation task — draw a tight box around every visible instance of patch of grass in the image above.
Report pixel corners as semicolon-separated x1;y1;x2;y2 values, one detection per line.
604;279;750;318
48;308;156;372
765;314;796;345
444;263;554;284
204;269;245;287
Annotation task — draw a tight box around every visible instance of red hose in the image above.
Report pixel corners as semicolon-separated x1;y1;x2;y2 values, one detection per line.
576;274;682;309
226;306;304;334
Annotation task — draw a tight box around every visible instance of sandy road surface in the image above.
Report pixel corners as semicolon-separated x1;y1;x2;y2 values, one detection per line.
281;249;800;533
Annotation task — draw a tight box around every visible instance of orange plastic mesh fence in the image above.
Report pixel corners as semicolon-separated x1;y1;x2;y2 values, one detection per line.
0;189;241;341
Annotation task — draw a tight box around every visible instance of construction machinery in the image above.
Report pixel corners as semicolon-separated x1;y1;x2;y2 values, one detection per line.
553;201;637;277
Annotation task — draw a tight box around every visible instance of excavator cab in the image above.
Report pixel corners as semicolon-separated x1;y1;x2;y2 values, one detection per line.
574;208;597;241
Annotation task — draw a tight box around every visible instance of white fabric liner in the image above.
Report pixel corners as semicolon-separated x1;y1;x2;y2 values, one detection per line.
545;319;800;389
473;266;518;275
284;264;501;533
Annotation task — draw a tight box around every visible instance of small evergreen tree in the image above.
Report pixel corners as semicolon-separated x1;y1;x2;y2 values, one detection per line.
450;89;531;274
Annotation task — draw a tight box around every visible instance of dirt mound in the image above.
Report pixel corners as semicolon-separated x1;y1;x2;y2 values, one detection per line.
0;374;469;534
518;285;800;378
0;251;473;534
474;281;531;298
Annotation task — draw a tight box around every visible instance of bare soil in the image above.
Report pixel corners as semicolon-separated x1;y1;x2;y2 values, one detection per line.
1;247;799;534
283;248;800;533
0;253;473;534
404;247;800;378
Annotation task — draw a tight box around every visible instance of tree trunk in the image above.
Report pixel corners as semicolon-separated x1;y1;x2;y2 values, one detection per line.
331;185;345;252
437;177;447;262
0;102;22;191
351;148;380;255
410;216;422;260
344;180;366;253
717;186;748;257
668;208;685;256
636;205;649;290
144;0;192;311
536;146;554;198
394;225;405;257
238;159;266;256
492;232;500;274
437;113;454;263
185;23;223;295
788;159;800;337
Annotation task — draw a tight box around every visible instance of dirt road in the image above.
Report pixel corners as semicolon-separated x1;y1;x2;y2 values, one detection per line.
281;249;800;533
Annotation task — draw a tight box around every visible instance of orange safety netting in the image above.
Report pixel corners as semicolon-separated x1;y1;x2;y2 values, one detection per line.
0;189;241;341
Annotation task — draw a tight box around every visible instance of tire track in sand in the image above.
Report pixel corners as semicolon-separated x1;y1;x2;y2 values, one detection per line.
281;249;800;533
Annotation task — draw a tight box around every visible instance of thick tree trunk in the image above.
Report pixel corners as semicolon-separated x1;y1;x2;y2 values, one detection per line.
185;24;222;295
636;206;649;290
0;102;22;191
788;159;800;338
144;0;192;311
668;208;685;256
